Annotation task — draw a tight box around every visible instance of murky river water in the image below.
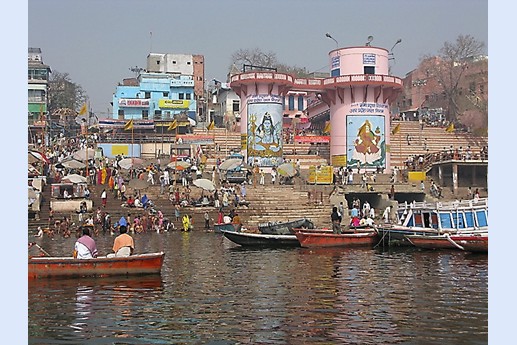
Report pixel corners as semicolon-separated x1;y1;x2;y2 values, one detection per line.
28;231;488;344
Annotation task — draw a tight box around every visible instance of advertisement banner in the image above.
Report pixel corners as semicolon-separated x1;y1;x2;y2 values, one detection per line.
294;135;330;143
158;99;190;109
308;165;333;184
331;154;347;167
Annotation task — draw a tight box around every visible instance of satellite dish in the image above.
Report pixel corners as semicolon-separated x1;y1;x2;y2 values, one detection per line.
367;35;374;43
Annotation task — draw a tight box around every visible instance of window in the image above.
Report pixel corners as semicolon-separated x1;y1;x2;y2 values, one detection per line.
364;66;375;74
118;109;124;119
163;92;169;97
28;89;45;102
145;92;151;98
186;93;191;100
179;93;185;100
154;110;161;119
187;61;191;65
142;109;148;119
297;96;304;111
331;69;340;77
288;95;295;111
173;60;177;64
232;100;240;112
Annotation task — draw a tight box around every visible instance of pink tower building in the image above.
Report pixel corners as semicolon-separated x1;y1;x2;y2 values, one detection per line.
321;46;403;170
230;45;403;171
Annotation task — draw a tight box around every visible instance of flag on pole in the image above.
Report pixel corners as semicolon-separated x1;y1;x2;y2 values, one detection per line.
79;103;87;115
168;119;178;131
124;119;134;131
391;123;401;135
445;122;454;133
323;121;331;134
207;120;215;131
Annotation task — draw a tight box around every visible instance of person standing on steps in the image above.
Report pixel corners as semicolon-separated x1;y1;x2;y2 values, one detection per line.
101;189;107;207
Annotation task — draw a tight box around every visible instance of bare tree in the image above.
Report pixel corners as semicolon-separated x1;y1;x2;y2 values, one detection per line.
48;71;87;115
421;35;485;123
230;48;278;72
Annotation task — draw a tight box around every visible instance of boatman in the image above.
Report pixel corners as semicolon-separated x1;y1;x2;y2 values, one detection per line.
74;226;98;259
331;206;342;234
108;225;134;257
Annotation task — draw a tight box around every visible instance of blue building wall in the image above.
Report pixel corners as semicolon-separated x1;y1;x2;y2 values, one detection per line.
112;73;197;122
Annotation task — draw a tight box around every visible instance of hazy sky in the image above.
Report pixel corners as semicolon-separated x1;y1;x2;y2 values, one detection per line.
28;0;487;116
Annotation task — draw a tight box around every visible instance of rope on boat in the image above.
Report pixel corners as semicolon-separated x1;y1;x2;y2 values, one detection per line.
373;226;389;248
445;234;464;250
29;242;50;256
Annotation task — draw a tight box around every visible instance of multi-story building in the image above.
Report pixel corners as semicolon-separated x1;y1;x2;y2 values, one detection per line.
146;53;205;119
396;55;488;132
28;48;51;124
112;72;197;123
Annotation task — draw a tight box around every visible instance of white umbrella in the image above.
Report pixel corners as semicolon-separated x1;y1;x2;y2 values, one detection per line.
277;163;297;177
118;158;145;170
72;148;96;161
61;173;87;184
219;158;242;171
193;178;216;192
61;159;86;169
167;160;191;169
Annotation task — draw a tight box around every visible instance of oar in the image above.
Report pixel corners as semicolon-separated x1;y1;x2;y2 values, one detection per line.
29;242;51;256
445;234;464;250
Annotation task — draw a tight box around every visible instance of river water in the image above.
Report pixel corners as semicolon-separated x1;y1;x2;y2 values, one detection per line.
28;231;488;344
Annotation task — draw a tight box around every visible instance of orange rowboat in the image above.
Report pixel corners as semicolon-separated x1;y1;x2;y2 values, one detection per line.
28;252;165;279
294;230;378;248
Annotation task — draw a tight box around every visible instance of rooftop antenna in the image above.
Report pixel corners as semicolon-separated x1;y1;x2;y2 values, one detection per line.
365;35;374;46
129;66;144;77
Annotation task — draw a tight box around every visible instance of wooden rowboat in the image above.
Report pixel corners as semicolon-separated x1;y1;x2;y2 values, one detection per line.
221;229;301;247
294;230;378;248
406;233;488;252
28;252;165;279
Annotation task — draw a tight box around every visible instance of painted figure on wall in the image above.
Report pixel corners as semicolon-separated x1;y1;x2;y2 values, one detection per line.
254;112;280;152
354;120;381;156
348;115;385;167
247;102;283;167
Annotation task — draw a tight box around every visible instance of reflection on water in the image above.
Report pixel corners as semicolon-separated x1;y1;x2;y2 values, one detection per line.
28;232;488;344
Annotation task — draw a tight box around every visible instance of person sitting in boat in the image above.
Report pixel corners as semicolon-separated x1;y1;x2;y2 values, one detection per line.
108;225;134;257
232;213;242;232
74;226;98;259
359;215;374;227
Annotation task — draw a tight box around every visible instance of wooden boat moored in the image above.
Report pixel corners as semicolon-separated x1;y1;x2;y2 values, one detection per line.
406;233;488;252
28;252;165;279
294;229;378;248
221;229;301;247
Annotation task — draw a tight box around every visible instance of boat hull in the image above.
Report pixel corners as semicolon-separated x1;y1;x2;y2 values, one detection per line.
213;223;235;233
258;218;314;235
454;235;488;252
221;230;300;247
28;252;165;279
406;234;488;252
294;231;378;248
